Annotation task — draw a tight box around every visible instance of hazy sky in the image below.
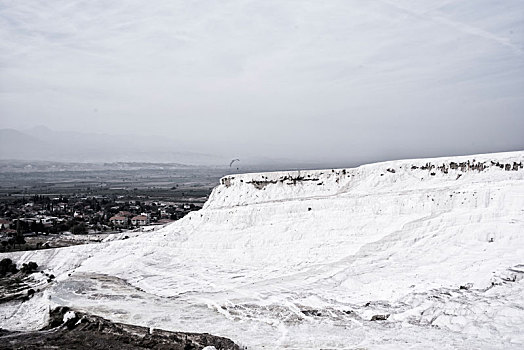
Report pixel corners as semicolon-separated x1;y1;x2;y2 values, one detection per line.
1;1;523;163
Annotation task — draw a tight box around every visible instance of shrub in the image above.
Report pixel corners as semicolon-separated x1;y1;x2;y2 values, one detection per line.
20;261;38;274
0;258;18;276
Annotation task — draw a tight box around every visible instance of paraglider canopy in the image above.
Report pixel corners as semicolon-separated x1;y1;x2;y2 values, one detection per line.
229;159;240;168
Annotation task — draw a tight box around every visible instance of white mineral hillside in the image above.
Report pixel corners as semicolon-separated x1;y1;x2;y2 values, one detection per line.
2;151;524;349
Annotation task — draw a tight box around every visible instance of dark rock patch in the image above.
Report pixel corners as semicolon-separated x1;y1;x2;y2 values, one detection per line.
0;307;240;350
301;309;322;317
370;314;390;321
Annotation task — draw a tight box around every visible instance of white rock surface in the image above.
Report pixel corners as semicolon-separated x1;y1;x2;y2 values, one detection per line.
1;151;523;349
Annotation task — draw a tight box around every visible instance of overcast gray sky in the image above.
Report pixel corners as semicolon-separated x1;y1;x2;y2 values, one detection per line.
1;1;523;164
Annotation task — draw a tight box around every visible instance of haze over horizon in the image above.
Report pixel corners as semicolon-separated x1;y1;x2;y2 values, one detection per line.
1;1;523;165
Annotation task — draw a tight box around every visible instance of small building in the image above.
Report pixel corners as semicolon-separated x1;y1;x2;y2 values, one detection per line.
131;215;149;226
0;219;12;230
109;215;127;226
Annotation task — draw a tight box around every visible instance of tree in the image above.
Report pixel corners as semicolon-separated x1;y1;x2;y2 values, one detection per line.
20;261;38;274
0;258;18;276
15;220;26;248
71;223;87;235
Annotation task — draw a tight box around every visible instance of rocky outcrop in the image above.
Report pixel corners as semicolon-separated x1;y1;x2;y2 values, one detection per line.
0;307;240;350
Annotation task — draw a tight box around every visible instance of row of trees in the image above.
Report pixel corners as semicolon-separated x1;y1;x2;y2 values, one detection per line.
4;218;87;235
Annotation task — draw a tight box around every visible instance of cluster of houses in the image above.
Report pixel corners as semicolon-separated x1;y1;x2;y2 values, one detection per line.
0;194;202;237
109;212;149;227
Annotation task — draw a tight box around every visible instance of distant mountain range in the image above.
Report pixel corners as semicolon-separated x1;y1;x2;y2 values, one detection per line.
0;127;351;170
0;127;229;165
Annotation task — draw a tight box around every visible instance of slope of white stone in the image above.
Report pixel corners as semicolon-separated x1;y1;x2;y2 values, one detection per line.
1;151;523;349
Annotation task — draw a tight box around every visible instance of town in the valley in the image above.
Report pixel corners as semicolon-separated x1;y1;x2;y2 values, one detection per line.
0;161;230;252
